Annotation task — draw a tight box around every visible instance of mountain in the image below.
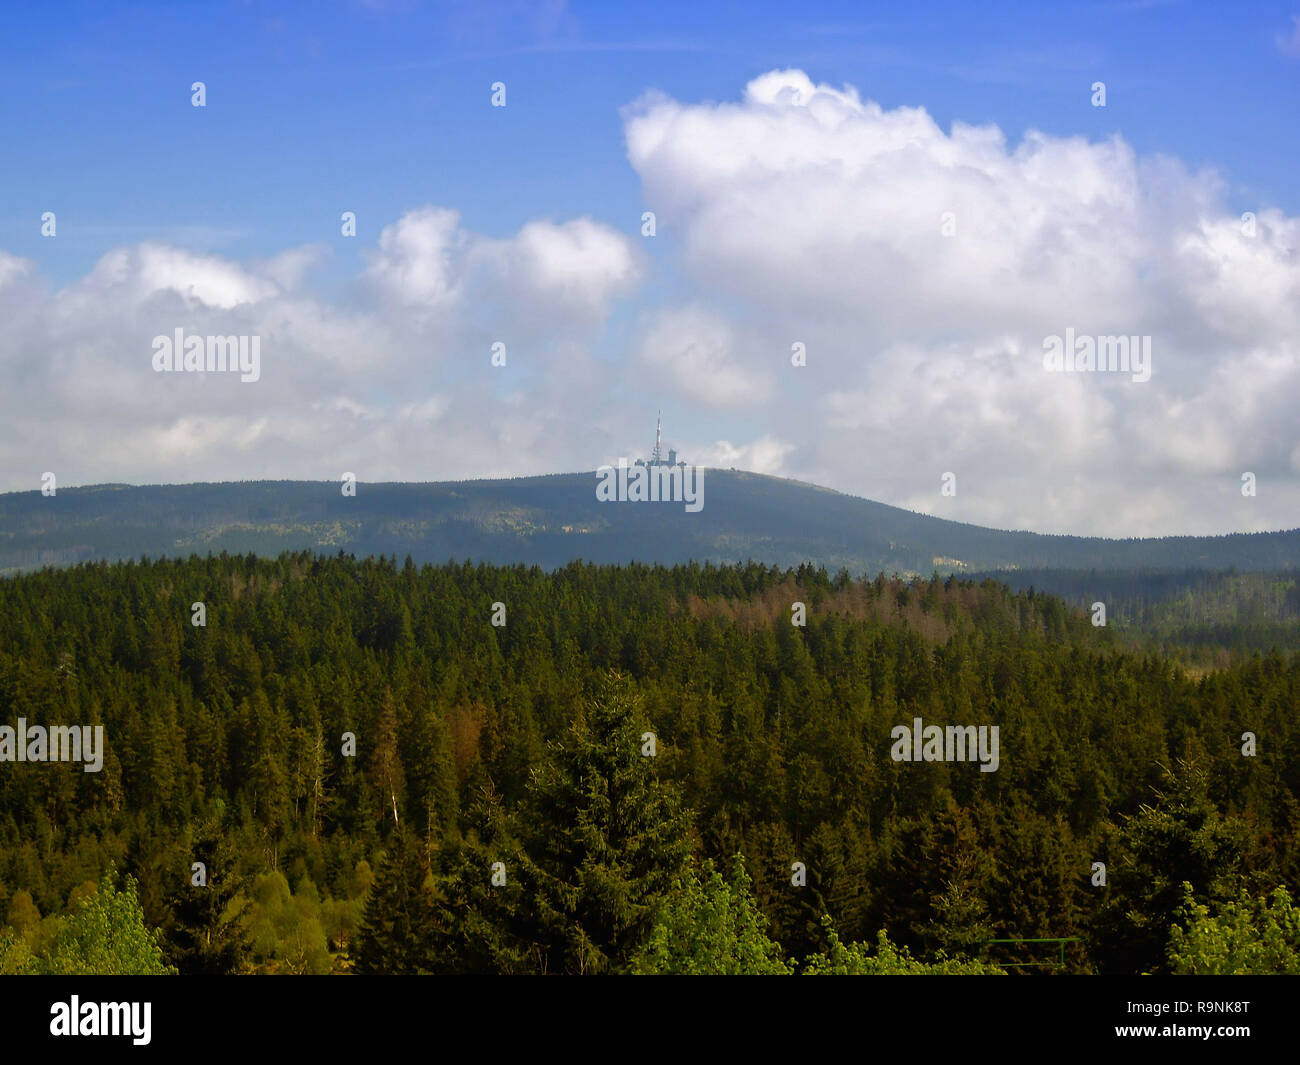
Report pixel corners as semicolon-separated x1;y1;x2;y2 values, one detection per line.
2;470;1298;576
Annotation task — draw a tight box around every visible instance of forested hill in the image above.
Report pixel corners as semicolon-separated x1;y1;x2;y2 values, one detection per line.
0;554;1296;974
2;472;1298;576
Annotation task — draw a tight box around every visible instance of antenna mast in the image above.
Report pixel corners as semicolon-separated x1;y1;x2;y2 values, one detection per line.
651;410;663;464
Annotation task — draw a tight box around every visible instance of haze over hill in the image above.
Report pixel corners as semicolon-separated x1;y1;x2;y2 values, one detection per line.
2;470;1297;577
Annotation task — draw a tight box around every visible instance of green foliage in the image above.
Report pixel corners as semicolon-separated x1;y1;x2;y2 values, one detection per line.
885;801;996;958
5;890;41;935
517;673;694;973
161;825;253;974
977;568;1300;666
0;553;1296;974
34;870;175;975
353;836;435;975
272;890;332;975
420;826;539;975
1169;883;1300;974
630;856;792;974
0;928;36;974
1097;756;1255;974
803;916;1004;975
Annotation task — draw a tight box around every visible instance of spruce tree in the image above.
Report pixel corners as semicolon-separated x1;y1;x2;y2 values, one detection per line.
161;824;253;975
518;672;693;973
353;832;433;974
1095;755;1254;974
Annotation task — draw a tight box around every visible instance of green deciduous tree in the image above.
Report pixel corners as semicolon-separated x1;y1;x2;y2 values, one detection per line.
1169;883;1300;974
803;916;1004;975
37;870;175;975
630;855;791;974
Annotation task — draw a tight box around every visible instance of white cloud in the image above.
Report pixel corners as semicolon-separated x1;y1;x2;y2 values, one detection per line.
364;206;466;308
78;244;281;309
365;208;642;321
0;207;645;493
622;69;1300;535
635;305;772;406
257;245;332;291
698;434;794;474
477;217;643;319
0;252;33;290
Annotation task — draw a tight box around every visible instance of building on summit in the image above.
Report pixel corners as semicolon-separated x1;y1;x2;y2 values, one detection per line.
595;411;703;512
636;411;684;468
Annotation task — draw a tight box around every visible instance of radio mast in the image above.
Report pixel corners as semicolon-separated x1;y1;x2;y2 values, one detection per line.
651;410;664;465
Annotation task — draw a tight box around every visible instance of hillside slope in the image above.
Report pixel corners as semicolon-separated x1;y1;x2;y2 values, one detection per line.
1;470;1297;575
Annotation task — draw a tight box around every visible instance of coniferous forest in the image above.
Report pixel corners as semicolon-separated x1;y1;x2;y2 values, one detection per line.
1;551;1297;975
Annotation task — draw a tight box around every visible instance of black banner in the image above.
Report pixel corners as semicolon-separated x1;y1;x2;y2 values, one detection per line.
0;975;1289;1054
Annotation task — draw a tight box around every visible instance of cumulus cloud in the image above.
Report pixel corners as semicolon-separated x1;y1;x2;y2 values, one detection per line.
697;434;794;475
78;243;282;309
479;217;643;317
0;207;644;492
363;208;643;318
622;69;1300;535
635;305;772;406
364;206;467;308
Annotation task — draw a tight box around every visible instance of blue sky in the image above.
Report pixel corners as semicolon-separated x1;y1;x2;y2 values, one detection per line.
1;1;1298;537
4;0;1297;279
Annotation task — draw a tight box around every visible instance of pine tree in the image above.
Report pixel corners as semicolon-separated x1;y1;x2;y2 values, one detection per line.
161;824;253;974
518;672;693;973
353;833;433;974
1095;756;1254;974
